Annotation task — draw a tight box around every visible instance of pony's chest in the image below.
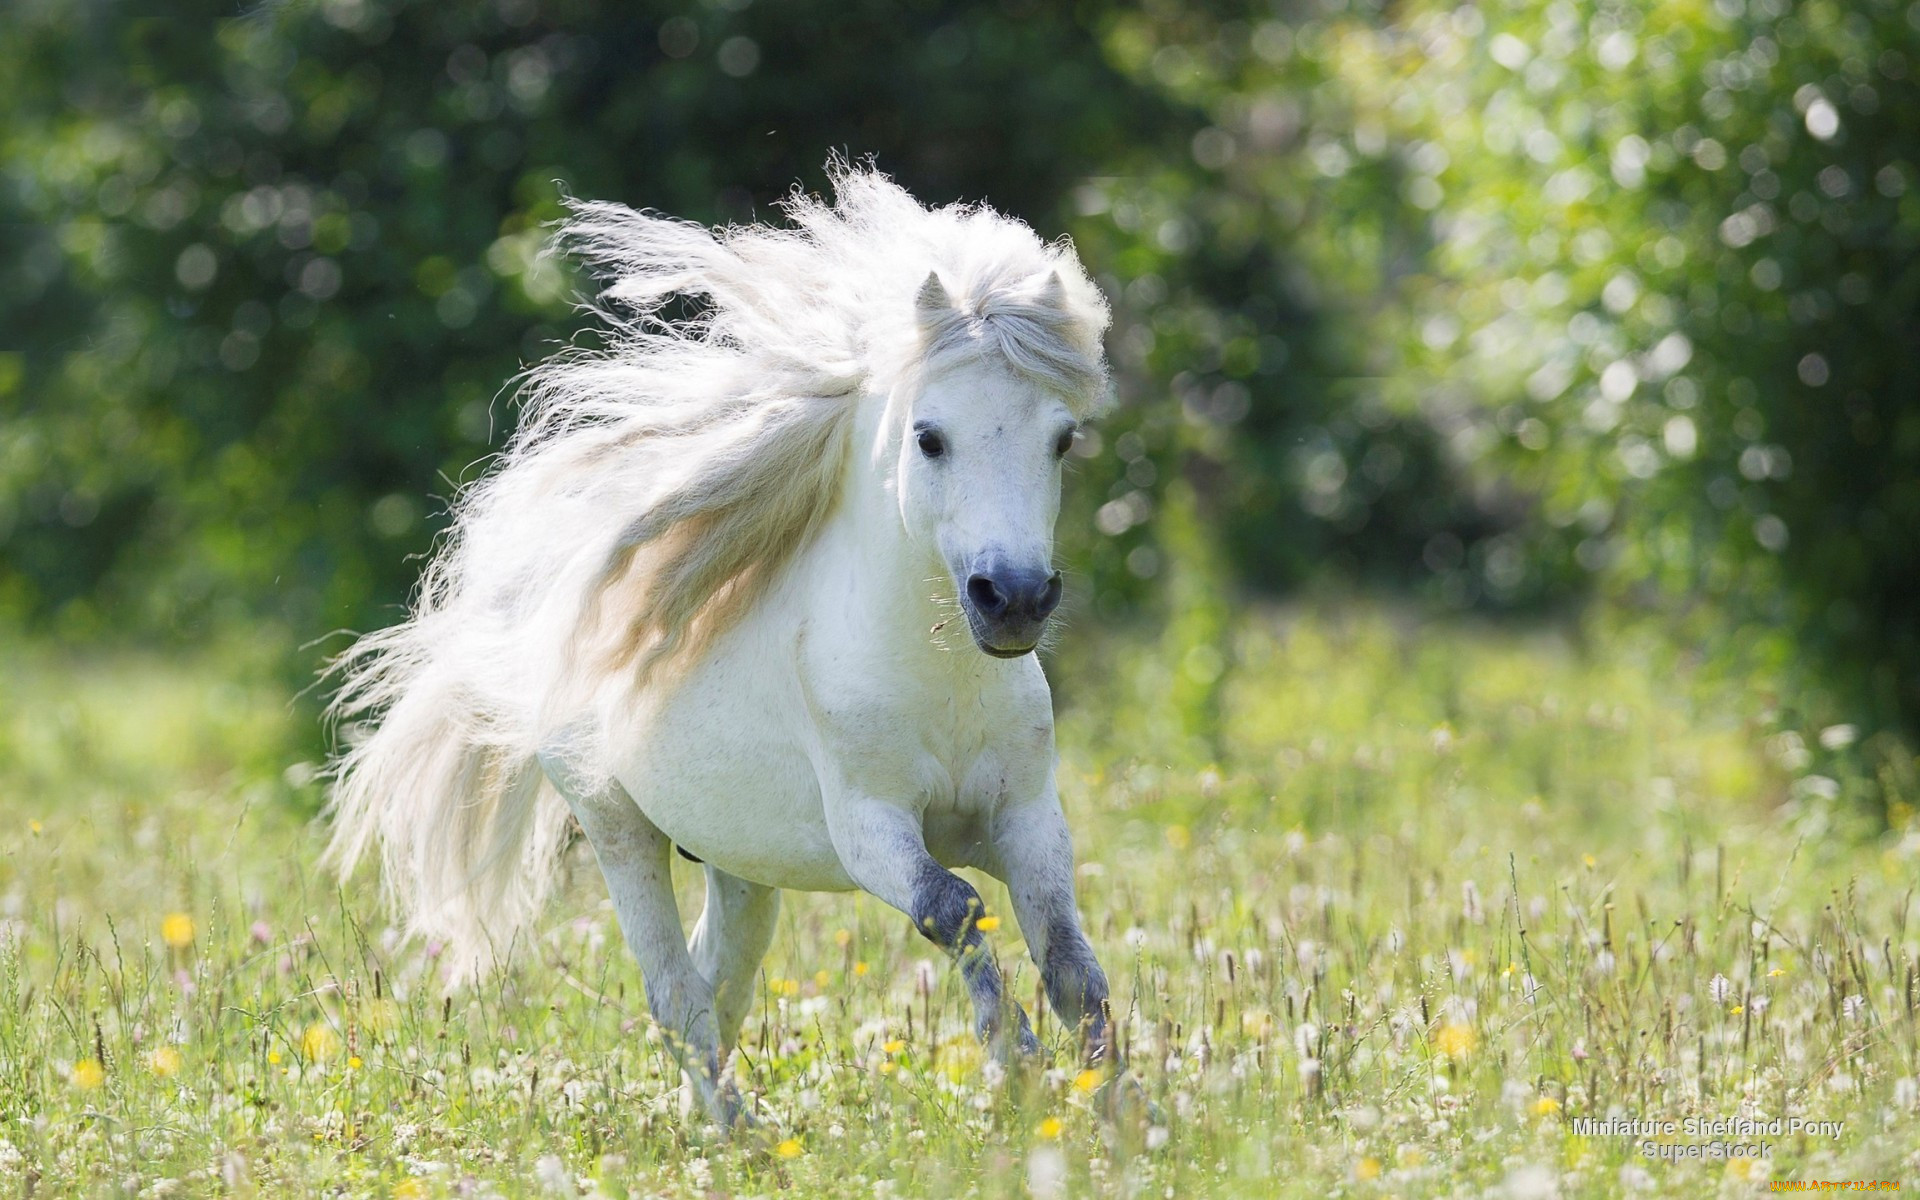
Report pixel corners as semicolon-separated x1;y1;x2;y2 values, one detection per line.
806;651;1055;810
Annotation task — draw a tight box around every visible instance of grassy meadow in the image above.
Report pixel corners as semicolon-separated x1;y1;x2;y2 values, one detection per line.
1;609;1916;1197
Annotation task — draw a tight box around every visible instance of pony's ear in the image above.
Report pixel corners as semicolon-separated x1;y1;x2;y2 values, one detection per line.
1036;270;1067;308
915;271;952;315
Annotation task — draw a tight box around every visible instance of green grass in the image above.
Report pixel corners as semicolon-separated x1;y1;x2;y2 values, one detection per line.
1;608;1916;1197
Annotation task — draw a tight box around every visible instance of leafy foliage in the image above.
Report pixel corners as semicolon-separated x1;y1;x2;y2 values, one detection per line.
1080;0;1920;742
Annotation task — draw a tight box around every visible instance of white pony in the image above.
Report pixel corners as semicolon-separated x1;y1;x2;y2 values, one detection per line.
325;162;1119;1124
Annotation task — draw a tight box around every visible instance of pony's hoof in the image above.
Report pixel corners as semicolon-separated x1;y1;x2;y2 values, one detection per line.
708;1087;761;1136
1095;1071;1163;1131
985;1025;1042;1065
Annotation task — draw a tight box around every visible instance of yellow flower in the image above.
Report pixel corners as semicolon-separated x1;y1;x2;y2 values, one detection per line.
834;928;853;948
975;915;1001;932
1532;1096;1560;1116
775;1138;803;1159
853;962;869;976
393;1181;429;1200
882;1039;906;1055
1165;825;1191;850
28;820;42;836
1768;966;1787;977
301;1022;340;1063
147;1046;183;1078
769;977;800;997
1582;854;1596;868
1073;1068;1102;1093
161;912;195;949
1037;1117;1063;1139
347;1055;363;1070
1729;1005;1743;1016
1434;1023;1476;1060
267;1050;282;1065
1355;1157;1381;1181
813;970;831;989
70;1059;105;1090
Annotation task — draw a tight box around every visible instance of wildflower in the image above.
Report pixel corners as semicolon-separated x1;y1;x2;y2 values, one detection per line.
853;962;869;976
533;1155;570;1192
834;928;852;948
161;913;195;949
813;970;830;989
775;1138;803;1159
1434;1023;1476;1060
147;1047;183;1078
769;978;800;997
1532;1096;1560;1117
1707;973;1732;1003
975;915;1001;932
1355;1157;1381;1181
1582;855;1596;869
1073;1069;1102;1093
347;1056;363;1070
1767;966;1787;977
882;1039;906;1055
1037;1117;1063;1139
267;1050;282;1064
28;820;41;835
1028;1146;1067;1199
301;1022;340;1063
393;1181;429;1200
70;1059;105;1090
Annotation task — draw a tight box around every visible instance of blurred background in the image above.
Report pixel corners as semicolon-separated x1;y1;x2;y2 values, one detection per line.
2;0;1916;811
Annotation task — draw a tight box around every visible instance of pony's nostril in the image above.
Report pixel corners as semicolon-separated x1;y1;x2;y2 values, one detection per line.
1035;572;1063;619
967;574;1008;616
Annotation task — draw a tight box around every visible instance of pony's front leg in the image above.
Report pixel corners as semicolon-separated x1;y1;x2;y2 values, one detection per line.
825;793;1039;1057
986;792;1115;1067
539;758;745;1127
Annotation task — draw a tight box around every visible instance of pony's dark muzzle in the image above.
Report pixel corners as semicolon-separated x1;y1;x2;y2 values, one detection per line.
960;564;1061;657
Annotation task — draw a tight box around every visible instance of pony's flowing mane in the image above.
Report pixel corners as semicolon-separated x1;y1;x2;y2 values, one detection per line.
323;163;1110;971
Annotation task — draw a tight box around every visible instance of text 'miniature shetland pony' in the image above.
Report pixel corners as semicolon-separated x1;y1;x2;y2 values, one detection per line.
325;163;1121;1125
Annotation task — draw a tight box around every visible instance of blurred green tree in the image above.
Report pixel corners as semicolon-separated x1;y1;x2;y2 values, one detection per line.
1079;0;1920;757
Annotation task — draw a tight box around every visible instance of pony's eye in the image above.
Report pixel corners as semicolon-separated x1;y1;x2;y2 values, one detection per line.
1054;428;1076;458
917;429;946;459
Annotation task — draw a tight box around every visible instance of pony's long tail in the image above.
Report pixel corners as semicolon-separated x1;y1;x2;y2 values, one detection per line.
323;625;571;984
